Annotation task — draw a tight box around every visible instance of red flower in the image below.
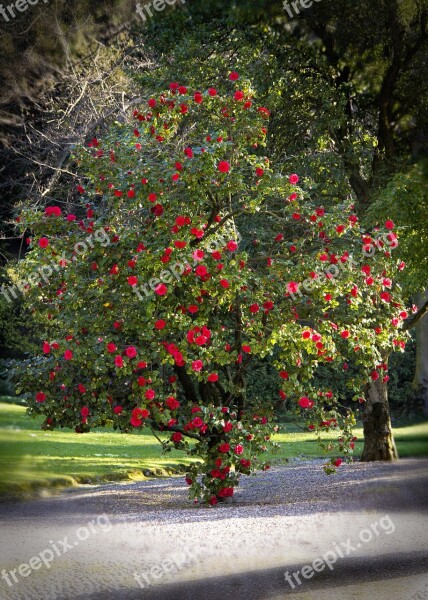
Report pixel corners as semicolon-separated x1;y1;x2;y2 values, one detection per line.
302;330;311;340
148;98;156;108
256;167;264;177
385;220;395;230
155;283;168;296
218;160;230;173
148;193;157;203
107;343;116;353
234;444;244;455
194;92;203;103
155;319;166;330
207;373;218;382
340;330;350;339
114;355;124;368
229;71;239;81
226;240;238;251
36;392;46;403
80;406;90;418
223;422;233;432
218;443;230;453
42;342;51;354
172;432;183;443
286;282;299;294
39;237;49;248
145;389;155;400
333;458;343;467
127;276;138;287
166;396;180;410
218;487;234;497
125;346;137;358
113;406;123;414
64;350;73;360
279;371;289;380
249;303;259;313
184;147;193;158
45;206;62;217
298;396;313;409
192;360;203;372
208;88;217;96
209;496;218;505
289;173;299;184
219;279;230;289
234;90;244;101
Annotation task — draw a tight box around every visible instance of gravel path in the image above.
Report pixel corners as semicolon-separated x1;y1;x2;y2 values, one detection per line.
0;458;427;600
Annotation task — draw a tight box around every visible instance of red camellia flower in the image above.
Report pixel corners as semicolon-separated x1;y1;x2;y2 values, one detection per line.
289;173;299;184
340;330;350;339
208;87;217;96
107;343;117;353
229;71;239;81
286;282;299;294
39;237;49;248
113;406;123;414
36;392;46;403
298;396;313;409
145;389;155;400
218;487;234;497
192;360;203;372
219;279;230;289
279;371;289;380
194;92;203;104
218;160;230;173
114;355;124;368
172;432;183;443
227;240;238;251
234;444;244;455
218;443;230;453
42;342;51;354
125;346;137;358
155;319;166;330
45;206;62;217
64;350;73;360
127;276;138;287
234;90;244;101
155;283;168;296
385;220;395;230
166;396;180;410
256;167;264;177
207;373;219;382
209;496;218;506
81;406;90;418
333;458;343;467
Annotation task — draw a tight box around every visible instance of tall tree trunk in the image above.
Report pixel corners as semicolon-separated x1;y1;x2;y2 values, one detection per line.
361;369;398;462
411;289;428;417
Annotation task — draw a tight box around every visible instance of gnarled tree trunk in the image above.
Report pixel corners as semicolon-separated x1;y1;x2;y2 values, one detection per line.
361;373;398;461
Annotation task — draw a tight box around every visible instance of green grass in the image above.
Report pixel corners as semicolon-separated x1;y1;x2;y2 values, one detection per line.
1;401;427;498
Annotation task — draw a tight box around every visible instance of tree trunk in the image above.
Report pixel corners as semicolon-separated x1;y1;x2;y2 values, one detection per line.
411;289;428;417
361;373;398;461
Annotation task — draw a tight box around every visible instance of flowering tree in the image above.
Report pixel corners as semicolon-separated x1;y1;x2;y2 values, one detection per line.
12;75;408;504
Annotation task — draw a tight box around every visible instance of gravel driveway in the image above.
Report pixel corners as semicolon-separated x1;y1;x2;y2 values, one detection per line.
0;458;427;600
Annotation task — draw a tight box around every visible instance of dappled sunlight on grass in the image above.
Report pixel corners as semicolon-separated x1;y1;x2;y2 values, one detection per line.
0;402;427;495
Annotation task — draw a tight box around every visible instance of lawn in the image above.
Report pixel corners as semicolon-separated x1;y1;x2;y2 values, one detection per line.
1;401;427;497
